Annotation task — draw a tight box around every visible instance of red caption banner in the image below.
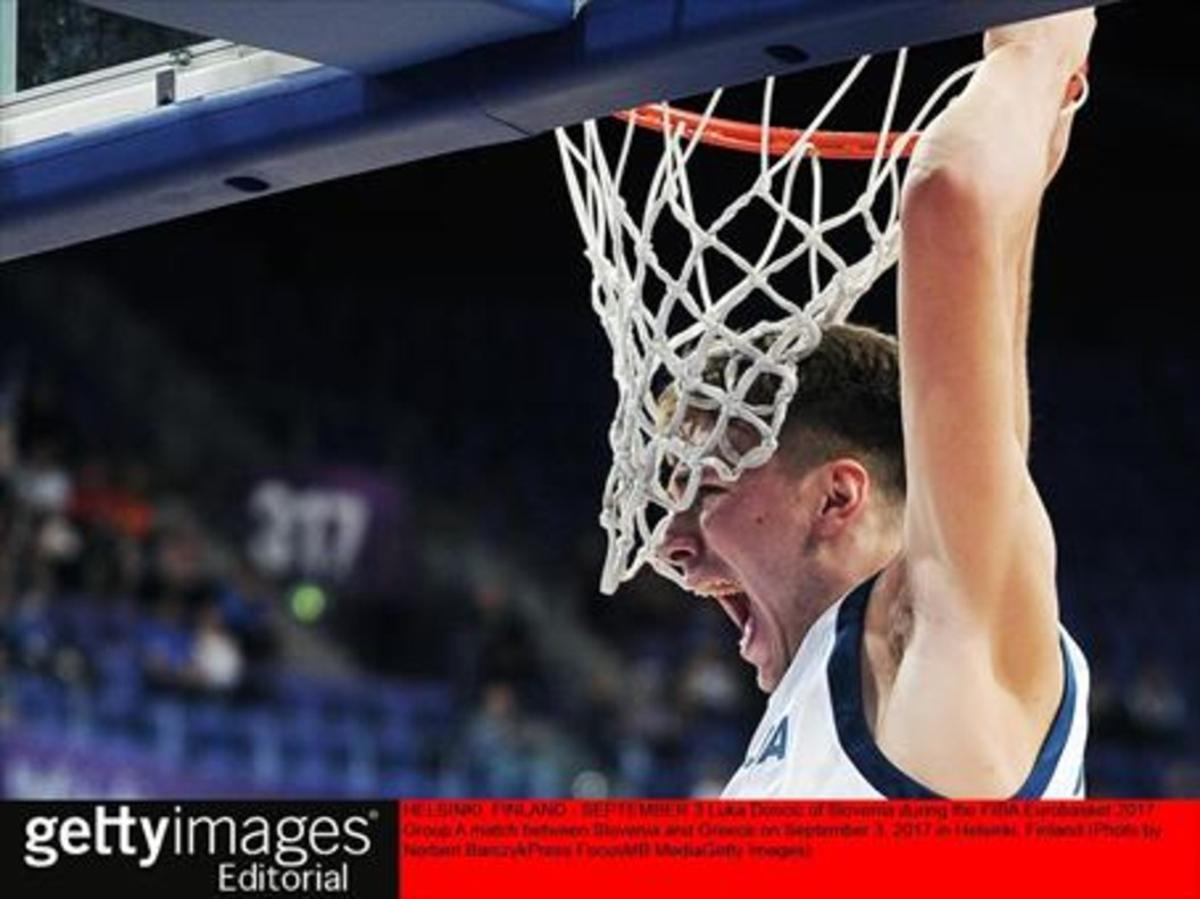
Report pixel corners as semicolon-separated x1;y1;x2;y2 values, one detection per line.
397;799;1200;899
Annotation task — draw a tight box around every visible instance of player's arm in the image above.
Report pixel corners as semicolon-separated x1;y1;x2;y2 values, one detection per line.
1013;219;1037;457
896;11;1094;684
1013;99;1078;458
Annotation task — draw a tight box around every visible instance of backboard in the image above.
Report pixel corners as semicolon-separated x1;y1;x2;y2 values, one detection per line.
1;0;1110;262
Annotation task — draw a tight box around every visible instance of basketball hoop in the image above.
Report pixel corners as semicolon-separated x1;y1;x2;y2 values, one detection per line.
556;51;1086;595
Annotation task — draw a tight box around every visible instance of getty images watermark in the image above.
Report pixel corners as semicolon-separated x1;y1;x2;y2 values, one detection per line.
21;804;380;894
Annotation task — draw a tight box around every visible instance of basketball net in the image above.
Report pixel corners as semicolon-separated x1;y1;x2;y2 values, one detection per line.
556;51;1082;595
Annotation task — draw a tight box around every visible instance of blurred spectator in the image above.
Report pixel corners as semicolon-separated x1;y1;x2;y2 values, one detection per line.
463;681;527;795
1127;663;1188;746
459;680;592;797
615;655;687;794
10;572;56;670
680;642;742;717
155;521;208;597
114;534;146;597
689;762;729;799
70;457;154;540
216;559;275;661
1089;671;1136;743
623;656;682;748
14;441;71;515
190;601;245;693
463;581;541;697
139;595;194;690
36;514;82;566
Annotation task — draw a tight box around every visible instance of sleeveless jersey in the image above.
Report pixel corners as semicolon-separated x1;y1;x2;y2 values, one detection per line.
721;576;1090;799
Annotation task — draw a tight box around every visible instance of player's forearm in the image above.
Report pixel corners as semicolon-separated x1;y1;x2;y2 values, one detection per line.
902;39;1073;463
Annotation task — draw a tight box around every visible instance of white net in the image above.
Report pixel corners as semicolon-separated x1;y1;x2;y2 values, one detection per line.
556;51;981;595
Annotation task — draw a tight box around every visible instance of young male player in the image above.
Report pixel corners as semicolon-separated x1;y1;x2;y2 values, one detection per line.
657;9;1096;799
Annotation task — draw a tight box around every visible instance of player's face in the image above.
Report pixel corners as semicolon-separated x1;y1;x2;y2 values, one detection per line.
659;449;822;693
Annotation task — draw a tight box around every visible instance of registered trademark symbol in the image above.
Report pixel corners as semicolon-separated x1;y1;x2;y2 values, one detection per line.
368;809;379;820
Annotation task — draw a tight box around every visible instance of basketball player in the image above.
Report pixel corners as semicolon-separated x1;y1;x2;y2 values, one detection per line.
657;10;1096;798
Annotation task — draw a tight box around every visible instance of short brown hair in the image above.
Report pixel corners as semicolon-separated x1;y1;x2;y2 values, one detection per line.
776;324;904;500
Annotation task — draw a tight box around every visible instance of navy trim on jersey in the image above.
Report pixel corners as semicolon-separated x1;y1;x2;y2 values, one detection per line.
828;575;1078;799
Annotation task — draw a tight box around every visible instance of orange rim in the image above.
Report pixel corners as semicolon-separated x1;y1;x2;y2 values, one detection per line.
615;67;1086;161
616;106;917;160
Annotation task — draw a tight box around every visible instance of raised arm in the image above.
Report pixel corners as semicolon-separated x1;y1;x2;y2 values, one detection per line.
897;12;1094;683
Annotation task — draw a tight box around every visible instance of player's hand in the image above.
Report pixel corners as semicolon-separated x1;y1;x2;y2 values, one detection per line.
986;9;1096;186
984;7;1095;77
984;7;1099;67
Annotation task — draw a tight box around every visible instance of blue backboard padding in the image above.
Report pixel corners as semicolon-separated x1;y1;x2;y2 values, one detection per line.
1;0;1110;262
0;63;520;258
86;0;580;74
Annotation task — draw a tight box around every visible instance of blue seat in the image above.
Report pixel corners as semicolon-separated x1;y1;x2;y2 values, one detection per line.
381;769;438;799
11;673;68;731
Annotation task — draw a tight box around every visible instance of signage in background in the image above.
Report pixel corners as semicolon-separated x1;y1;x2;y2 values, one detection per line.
243;467;410;596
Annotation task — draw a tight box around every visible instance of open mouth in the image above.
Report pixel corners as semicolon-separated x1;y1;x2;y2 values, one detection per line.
694;583;756;657
721;592;757;657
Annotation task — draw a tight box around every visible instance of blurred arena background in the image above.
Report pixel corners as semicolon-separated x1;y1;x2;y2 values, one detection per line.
1;0;1197;800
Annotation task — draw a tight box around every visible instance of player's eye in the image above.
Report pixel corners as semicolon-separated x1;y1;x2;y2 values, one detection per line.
663;464;690;501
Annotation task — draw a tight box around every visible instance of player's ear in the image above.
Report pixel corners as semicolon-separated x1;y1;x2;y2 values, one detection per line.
811;458;870;536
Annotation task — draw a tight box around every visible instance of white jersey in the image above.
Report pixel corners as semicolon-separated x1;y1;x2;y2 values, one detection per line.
722;576;1090;799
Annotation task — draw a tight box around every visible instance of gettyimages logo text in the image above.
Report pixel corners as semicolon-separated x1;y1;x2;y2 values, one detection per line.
10;802;395;898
